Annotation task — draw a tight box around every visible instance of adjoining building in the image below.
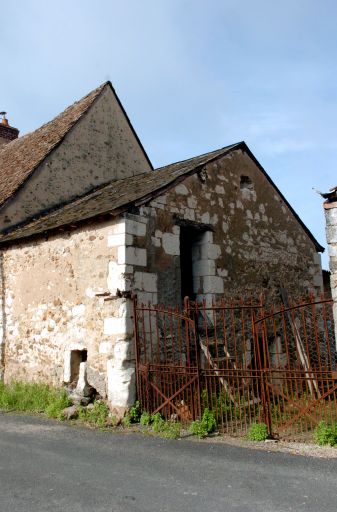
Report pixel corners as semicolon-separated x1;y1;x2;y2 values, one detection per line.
322;186;337;346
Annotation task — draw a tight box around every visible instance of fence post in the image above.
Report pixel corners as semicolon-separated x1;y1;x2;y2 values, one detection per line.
253;307;273;437
184;296;202;420
132;295;142;408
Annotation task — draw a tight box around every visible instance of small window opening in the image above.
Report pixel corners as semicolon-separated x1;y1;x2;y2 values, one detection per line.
70;349;87;384
240;175;254;191
180;226;207;302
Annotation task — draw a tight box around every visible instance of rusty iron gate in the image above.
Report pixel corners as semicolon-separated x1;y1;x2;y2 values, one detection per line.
133;296;336;439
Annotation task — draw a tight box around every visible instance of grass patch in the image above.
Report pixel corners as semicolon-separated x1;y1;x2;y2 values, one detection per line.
0;381;71;419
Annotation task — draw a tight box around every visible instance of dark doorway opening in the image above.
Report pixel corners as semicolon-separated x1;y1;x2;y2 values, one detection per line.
180;227;197;301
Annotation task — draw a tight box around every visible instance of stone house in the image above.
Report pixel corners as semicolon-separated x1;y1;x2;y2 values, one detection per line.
0;82;324;412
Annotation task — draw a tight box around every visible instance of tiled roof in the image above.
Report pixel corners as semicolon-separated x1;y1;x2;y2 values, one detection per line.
155;144;240;175
0;139;324;253
0;82;109;208
0;143;241;243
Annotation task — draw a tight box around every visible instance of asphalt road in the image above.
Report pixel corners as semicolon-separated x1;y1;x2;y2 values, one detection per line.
0;413;336;512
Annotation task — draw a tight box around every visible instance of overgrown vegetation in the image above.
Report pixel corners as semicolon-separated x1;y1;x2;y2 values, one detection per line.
247;423;269;441
151;412;165;432
134;410;181;438
314;421;337;446
190;408;217;438
140;411;152;426
78;401;111;428
200;388;261;424
0;383;272;443
151;412;181;438
122;400;141;427
0;381;71;419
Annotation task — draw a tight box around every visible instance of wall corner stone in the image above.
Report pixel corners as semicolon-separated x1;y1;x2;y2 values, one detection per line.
324;200;337;345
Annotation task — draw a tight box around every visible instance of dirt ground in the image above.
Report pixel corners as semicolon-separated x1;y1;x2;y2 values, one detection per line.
191;432;337;459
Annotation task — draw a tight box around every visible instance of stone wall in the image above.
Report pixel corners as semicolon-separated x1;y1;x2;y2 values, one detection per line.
0;253;5;380
1;218;134;405
1;213;155;411
134;148;322;305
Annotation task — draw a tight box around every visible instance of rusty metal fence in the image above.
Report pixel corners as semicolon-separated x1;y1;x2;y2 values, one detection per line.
133;295;336;440
255;297;337;440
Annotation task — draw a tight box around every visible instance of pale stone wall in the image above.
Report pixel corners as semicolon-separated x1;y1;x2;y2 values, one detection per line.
1;214;155;410
0;252;5;380
0;86;152;231
324;202;337;344
1;218;131;401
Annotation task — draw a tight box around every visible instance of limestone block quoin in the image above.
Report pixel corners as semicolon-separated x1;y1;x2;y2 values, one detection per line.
118;246;147;266
107;362;136;408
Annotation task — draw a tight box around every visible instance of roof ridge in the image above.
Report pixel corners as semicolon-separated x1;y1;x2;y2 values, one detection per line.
1;81;109;152
155;142;243;170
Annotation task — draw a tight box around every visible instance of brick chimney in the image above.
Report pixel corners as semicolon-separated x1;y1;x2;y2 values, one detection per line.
0;112;19;147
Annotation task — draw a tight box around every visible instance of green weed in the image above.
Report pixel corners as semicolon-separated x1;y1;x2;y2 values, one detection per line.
122;414;131;427
160;421;181;439
78;401;110;428
140;411;152;426
151;412;165;432
122;401;142;427
150;412;181;439
314;421;337;446
190;408;217;438
247;423;269;441
129;400;141;423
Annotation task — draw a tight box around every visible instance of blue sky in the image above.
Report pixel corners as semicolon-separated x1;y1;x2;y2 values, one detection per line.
1;0;336;268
